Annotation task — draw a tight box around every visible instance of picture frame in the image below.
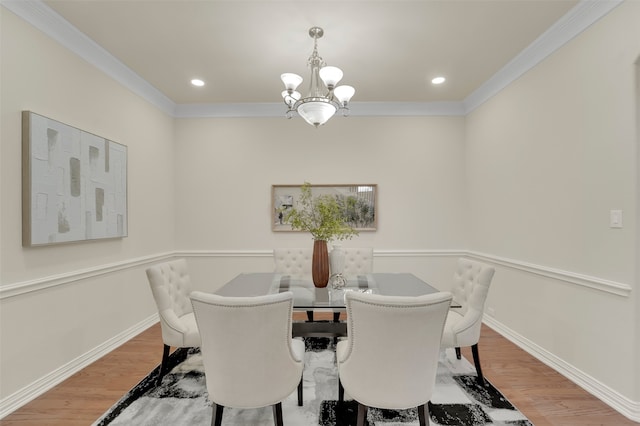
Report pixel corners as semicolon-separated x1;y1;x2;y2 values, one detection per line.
22;111;128;247
272;184;377;232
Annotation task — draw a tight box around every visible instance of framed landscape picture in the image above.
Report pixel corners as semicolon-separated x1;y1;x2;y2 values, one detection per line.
22;111;128;246
272;184;377;232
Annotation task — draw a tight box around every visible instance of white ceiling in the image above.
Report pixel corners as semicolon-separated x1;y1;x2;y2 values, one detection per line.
6;1;622;115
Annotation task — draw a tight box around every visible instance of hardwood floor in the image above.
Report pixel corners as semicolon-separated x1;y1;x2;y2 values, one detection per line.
2;317;636;425
459;326;637;426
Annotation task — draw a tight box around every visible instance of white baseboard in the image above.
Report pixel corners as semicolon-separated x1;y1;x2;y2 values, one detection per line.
0;314;159;419
483;315;640;423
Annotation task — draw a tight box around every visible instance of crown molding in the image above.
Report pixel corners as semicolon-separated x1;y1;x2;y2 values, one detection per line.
1;0;176;116
463;0;624;113
174;103;283;118
2;0;623;118
348;102;466;117
174;101;467;118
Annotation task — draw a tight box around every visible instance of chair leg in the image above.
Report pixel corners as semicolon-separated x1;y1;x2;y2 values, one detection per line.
272;402;284;426
332;311;341;345
297;376;303;406
471;343;485;385
356;403;368;426
306;311;314;321
418;403;430;426
455;347;461;360
338;378;344;402
157;344;171;386
211;403;224;426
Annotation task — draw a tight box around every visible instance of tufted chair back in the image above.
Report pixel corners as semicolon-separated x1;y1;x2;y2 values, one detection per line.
448;258;494;328
441;258;495;385
146;259;200;348
190;291;305;424
273;248;312;277
341;247;374;276
336;291;452;424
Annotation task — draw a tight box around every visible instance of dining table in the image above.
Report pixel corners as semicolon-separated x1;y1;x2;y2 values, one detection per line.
215;272;448;338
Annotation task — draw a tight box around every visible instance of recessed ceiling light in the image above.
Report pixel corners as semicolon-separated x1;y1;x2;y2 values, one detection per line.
191;79;205;87
431;77;446;85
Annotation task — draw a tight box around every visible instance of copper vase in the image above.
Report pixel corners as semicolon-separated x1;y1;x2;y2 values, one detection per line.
312;240;330;288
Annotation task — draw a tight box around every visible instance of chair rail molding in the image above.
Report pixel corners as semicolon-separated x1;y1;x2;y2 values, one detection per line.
177;249;274;258
469;251;632;298
2;249;630;299
177;249;466;258
373;249;466;257
0;252;174;300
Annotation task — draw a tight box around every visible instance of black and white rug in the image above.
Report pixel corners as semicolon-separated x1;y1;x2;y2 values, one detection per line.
94;338;532;425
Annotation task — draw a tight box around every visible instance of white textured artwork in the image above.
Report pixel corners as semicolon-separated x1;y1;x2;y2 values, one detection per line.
22;111;128;246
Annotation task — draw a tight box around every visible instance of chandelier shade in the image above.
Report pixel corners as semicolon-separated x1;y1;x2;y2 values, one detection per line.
281;73;303;91
297;98;338;127
318;66;343;89
333;85;355;106
281;27;355;127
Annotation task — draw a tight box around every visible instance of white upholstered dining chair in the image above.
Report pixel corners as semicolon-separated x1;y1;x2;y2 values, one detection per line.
190;291;305;426
441;258;495;385
337;291;452;426
273;248;312;277
273;247;374;321
146;258;201;385
341;247;374;277
333;247;374;322
273;248;318;321
273;247;374;278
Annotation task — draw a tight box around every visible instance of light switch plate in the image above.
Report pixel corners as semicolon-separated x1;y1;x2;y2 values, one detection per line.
610;210;623;228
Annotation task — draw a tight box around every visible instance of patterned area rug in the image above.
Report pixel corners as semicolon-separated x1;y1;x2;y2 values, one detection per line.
94;338;532;425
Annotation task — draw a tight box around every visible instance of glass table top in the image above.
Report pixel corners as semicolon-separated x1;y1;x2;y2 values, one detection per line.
216;272;441;310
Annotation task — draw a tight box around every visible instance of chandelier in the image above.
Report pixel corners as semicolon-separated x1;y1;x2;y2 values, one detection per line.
281;27;355;128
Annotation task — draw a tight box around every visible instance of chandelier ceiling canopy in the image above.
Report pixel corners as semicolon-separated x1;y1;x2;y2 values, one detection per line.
281;27;355;128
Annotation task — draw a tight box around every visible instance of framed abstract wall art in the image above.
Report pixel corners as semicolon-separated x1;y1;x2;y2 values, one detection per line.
272;184;377;232
22;111;128;246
